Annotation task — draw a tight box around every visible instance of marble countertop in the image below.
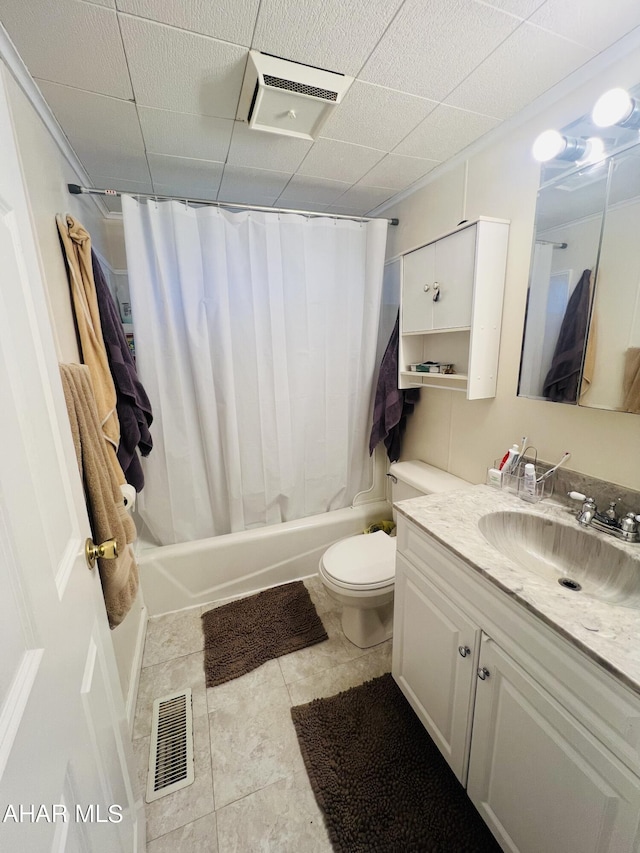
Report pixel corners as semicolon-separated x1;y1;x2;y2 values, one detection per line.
394;484;640;697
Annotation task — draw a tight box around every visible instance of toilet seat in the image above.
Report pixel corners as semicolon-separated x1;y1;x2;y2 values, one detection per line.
321;530;396;590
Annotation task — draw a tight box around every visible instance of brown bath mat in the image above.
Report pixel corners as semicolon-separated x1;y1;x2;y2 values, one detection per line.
202;581;328;687
291;673;501;853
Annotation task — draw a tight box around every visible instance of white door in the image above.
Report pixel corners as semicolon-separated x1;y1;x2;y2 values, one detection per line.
392;555;480;784
0;69;144;852
468;635;640;853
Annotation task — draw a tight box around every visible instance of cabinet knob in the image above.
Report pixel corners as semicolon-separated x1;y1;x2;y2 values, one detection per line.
423;284;430;292
432;283;441;302
477;666;490;680
458;645;471;658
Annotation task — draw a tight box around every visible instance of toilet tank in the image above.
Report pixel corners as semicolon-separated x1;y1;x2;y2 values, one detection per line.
388;461;469;503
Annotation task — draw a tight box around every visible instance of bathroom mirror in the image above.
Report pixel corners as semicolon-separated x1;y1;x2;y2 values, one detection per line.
518;91;640;413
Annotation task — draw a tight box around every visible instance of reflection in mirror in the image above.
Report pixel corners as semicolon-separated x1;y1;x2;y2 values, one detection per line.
519;166;608;403
519;83;640;413
588;146;640;412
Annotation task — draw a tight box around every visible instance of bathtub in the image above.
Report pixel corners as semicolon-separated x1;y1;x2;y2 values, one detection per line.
137;499;391;616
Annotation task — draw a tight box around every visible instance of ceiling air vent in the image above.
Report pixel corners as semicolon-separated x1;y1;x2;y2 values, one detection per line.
237;51;354;141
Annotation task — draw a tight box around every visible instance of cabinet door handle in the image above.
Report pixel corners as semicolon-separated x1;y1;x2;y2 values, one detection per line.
458;645;471;658
432;283;440;302
423;284;430;292
477;666;490;680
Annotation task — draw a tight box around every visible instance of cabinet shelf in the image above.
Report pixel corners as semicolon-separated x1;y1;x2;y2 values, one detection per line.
399;370;469;392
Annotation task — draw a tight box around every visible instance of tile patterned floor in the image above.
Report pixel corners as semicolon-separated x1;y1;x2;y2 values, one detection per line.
134;577;392;852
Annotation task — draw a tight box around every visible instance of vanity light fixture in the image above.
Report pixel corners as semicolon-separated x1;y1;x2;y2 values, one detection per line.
592;87;640;129
532;130;591;162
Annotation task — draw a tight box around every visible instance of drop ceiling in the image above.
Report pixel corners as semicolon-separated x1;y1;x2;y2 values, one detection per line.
2;0;640;216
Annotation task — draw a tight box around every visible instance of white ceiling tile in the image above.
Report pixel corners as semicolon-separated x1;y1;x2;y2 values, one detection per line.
252;0;406;77
331;184;398;212
83;0;116;7
324;203;372;215
219;189;280;206
445;24;594;119
477;0;546;19
359;0;521;101
219;165;291;201
529;0;640;51
37;80;151;183
90;175;154;193
82;149;152;183
147;154;224;197
81;149;151;183
226;123;312;172
153;182;219;201
0;0;132;98
359;154;440;190
115;0;260;45
277;176;351;206
321;82;438;150
297;139;385;184
119;16;247;118
138;107;234;161
394;105;501;160
278;200;331;213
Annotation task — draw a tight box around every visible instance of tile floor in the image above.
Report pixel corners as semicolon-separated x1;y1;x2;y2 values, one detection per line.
133;577;392;852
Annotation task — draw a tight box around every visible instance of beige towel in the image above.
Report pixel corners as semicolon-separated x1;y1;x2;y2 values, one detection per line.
623;348;640;414
56;214;124;485
60;363;138;628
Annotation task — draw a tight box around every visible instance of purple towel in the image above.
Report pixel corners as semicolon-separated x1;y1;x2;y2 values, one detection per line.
92;251;153;490
543;268;592;404
369;312;420;462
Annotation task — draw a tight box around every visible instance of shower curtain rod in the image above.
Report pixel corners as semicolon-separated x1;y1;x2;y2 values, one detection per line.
536;239;568;249
67;184;399;226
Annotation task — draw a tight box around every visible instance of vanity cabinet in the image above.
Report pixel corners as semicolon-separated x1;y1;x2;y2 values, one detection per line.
393;554;480;782
393;515;640;853
399;217;509;398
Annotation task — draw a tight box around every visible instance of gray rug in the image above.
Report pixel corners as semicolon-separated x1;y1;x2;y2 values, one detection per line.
291;673;501;853
202;580;328;687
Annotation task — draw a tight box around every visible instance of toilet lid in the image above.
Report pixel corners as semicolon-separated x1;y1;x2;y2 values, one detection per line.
322;530;396;587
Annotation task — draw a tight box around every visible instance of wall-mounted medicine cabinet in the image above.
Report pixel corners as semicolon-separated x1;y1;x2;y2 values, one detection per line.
399;217;510;399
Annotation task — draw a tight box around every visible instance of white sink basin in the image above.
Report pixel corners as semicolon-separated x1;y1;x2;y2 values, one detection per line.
478;510;640;607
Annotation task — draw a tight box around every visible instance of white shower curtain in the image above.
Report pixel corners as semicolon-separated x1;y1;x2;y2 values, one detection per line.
122;197;388;545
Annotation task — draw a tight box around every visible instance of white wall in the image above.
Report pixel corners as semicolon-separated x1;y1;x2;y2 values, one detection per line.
382;48;640;491
3;63;145;720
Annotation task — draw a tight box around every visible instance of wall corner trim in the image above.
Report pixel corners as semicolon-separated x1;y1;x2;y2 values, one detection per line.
0;23;110;219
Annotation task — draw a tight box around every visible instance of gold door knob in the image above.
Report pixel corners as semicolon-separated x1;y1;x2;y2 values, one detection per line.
85;537;118;569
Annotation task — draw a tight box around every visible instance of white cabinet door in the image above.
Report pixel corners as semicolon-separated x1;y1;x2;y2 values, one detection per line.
401;225;477;335
431;225;476;330
401;242;436;333
468;636;640;853
0;68;143;851
392;555;481;783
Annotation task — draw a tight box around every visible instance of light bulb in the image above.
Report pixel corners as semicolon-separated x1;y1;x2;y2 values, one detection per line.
579;137;605;164
592;88;633;128
532;129;565;162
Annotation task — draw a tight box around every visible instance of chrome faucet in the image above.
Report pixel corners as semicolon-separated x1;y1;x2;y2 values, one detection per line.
567;492;640;543
575;496;597;527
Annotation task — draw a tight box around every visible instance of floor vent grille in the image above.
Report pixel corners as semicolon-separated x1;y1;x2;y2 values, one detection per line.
146;689;194;803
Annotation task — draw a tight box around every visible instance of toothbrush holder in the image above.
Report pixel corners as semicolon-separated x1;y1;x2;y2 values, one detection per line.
488;457;555;503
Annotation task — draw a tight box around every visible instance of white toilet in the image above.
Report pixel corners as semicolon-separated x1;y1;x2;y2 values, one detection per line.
319;461;468;648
